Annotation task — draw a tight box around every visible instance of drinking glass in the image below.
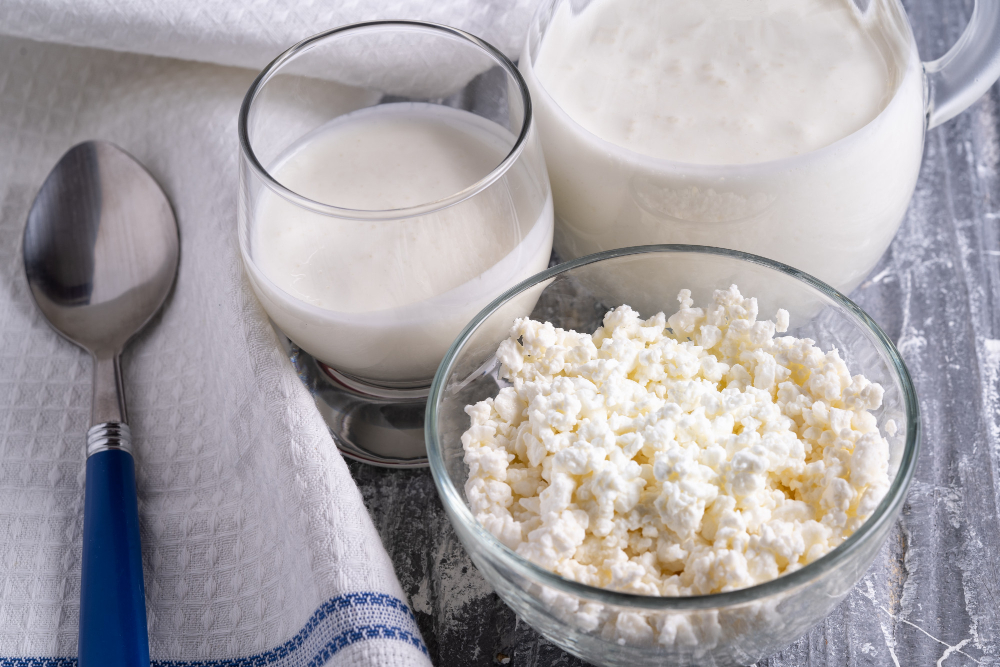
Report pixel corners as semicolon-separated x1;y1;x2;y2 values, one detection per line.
238;22;553;466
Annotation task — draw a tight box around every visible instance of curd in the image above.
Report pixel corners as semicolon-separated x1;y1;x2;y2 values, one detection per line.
463;286;891;595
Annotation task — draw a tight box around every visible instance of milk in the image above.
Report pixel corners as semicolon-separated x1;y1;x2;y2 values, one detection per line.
522;0;925;293
244;103;554;384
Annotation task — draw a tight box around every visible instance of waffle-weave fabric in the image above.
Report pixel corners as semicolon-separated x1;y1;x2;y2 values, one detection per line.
0;1;542;660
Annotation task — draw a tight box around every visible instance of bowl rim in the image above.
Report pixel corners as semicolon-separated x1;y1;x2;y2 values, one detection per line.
237;20;533;221
426;244;921;611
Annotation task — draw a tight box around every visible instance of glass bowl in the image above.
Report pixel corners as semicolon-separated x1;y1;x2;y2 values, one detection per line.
237;21;552;466
426;245;919;666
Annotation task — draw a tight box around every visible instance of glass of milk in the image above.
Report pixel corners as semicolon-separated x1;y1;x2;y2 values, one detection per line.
238;22;553;465
521;0;1000;294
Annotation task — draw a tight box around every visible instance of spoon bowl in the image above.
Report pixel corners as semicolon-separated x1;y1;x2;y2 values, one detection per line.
24;141;178;360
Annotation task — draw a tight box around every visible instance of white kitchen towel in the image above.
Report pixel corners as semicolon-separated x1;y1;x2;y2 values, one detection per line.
0;0;539;69
0;1;539;665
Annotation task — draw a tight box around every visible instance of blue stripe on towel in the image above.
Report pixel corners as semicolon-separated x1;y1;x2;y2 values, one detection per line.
0;592;427;667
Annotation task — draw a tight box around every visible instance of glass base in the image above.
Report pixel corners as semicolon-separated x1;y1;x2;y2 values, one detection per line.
282;335;429;468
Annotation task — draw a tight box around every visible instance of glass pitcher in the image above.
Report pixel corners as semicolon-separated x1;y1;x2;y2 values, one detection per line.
521;0;1000;294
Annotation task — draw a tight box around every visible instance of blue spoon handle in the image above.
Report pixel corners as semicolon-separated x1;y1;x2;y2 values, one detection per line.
79;430;150;667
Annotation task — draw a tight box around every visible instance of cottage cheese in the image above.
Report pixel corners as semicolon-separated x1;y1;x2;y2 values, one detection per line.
462;285;891;595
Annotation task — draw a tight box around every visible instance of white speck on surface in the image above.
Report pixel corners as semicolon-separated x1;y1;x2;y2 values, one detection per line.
410;574;432;615
940;485;964;530
978;338;1000;444
896;334;927;359
869;268;893;284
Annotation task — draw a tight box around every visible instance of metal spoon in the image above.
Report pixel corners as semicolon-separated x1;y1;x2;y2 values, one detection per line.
23;141;178;667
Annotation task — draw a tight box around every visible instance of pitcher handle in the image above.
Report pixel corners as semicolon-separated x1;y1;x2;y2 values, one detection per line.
924;0;1000;129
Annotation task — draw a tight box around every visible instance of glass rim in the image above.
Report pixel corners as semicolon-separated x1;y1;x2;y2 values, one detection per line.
426;244;921;611
238;20;533;221
521;0;922;175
